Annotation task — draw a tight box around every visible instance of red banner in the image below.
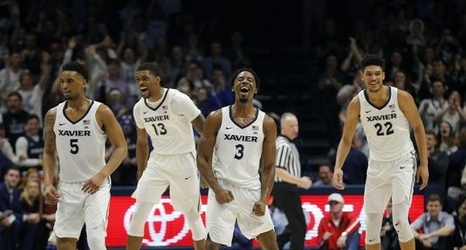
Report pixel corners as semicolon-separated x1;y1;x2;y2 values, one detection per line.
106;194;425;247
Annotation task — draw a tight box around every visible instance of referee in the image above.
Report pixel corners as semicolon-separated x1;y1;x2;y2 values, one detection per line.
272;112;312;250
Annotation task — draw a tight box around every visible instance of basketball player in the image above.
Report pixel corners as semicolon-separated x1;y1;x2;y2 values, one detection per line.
332;54;429;250
197;68;279;250
126;63;206;250
43;62;128;250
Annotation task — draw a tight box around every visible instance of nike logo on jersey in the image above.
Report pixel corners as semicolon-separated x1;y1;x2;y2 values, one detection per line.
365;110;371;113
184;176;191;180
143;111;149;114
59;123;66;126
226;126;233;129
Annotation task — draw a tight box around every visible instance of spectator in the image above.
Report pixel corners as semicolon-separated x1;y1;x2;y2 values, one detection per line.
418;79;449;133
17;55;51;123
201;41;232;81
15;114;43;170
452;197;466;249
340;37;363;85
1;92;31;147
431;58;457;97
183;32;204;64
194;87;222;118
313;164;333;187
93;59;129;103
411;194;455;249
210;68;234;107
433;90;466;134
167;46;186;84
0;50;26;112
18;168;40;192
388;71;419;105
425;130;449;193
0;167;40;250
438;120;458;155
177;60;212;92
446;129;466;203
317;54;344;153
317;193;360;250
0;121;41;169
19;179;45;250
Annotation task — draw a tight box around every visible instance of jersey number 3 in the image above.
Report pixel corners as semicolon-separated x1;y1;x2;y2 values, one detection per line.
374;122;394;136
234;144;244;159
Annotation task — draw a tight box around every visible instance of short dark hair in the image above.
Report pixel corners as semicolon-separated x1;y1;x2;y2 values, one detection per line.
361;54;385;72
26;114;40;123
137;62;161;77
7;91;22;101
427;194;443;205
230;68;261;91
425;129;437;138
62;62;89;81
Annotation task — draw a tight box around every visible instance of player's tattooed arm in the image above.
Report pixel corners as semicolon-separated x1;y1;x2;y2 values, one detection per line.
42;108;57;186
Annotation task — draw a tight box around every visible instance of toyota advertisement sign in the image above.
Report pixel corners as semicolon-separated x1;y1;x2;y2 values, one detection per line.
106;193;425;248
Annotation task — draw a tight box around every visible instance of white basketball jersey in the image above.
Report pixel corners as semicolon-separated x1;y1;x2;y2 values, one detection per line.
54;100;107;182
213;106;265;189
133;88;200;155
358;87;414;161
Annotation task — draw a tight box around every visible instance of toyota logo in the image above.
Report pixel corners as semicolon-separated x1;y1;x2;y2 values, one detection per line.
123;198;191;246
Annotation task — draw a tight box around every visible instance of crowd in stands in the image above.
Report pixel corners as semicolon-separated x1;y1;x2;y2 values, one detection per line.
0;0;465;249
307;0;466;249
0;0;247;248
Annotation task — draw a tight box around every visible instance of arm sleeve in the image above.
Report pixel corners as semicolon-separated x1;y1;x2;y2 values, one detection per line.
411;214;425;230
1;139;19;164
15;137;28;157
445;214;456;229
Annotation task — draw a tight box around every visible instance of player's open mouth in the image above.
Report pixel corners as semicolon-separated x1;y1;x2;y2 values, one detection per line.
240;87;249;93
140;87;148;94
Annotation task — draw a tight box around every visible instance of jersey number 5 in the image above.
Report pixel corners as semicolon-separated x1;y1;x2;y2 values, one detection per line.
374;122;394;136
70;139;79;154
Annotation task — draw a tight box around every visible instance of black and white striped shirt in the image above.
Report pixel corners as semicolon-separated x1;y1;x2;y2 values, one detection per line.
275;135;301;182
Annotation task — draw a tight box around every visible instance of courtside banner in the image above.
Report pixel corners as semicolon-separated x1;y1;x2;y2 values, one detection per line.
106;193;424;247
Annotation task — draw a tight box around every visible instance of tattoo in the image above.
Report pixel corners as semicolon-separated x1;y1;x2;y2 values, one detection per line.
44;110;57;154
